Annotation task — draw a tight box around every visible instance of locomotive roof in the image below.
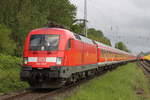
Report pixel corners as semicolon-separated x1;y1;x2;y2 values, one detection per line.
30;27;70;33
29;28;75;38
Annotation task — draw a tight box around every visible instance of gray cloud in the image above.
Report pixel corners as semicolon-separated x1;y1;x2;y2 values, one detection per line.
70;0;150;54
131;0;150;9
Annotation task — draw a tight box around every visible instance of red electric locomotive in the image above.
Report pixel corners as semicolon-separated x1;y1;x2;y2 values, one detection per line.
21;27;136;88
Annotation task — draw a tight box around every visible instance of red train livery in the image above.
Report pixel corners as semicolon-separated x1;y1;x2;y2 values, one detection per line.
21;28;136;88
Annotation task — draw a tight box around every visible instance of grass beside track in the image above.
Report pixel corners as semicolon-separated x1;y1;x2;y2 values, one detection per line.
65;63;150;100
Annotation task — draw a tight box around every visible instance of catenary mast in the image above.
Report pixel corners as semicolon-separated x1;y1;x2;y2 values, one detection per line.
84;0;88;37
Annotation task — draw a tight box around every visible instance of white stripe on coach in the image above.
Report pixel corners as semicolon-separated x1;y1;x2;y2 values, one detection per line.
46;57;57;62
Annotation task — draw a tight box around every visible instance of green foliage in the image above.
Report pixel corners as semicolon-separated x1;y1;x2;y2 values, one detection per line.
0;0;76;56
0;53;22;69
88;28;104;37
46;0;76;27
115;41;130;52
87;28;111;46
0;24;16;55
70;23;84;34
0;54;28;94
65;63;150;100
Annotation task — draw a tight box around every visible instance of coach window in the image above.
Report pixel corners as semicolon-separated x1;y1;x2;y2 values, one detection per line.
104;51;106;57
110;52;112;58
108;51;110;58
107;51;109;58
101;50;103;57
101;50;104;57
106;51;108;57
105;51;107;58
103;50;105;57
109;52;111;58
103;50;106;58
66;39;71;50
116;53;117;58
104;50;106;57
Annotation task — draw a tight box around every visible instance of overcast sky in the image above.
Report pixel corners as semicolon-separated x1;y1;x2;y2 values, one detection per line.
70;0;150;54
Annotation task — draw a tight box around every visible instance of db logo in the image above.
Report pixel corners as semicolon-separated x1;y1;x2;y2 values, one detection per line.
38;57;46;62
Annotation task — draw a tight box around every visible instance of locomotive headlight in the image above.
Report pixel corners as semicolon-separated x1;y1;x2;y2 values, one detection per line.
56;57;62;65
23;57;28;64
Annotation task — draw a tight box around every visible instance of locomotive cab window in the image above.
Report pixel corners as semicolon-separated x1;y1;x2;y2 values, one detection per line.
29;34;60;51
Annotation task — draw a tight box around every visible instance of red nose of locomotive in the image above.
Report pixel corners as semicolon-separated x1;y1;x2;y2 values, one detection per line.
21;28;75;88
23;28;70;68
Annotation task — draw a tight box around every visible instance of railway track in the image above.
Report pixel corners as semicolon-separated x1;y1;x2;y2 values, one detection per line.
1;86;72;100
137;60;150;76
0;90;32;100
0;78;97;100
0;69;107;100
0;86;72;100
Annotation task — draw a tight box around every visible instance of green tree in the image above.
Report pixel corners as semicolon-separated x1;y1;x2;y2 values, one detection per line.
87;28;111;46
46;0;76;27
88;28;104;37
115;41;130;52
0;0;76;56
0;24;16;55
70;23;84;34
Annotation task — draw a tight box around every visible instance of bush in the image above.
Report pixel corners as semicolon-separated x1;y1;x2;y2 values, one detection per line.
0;54;28;94
0;53;22;69
0;24;16;55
